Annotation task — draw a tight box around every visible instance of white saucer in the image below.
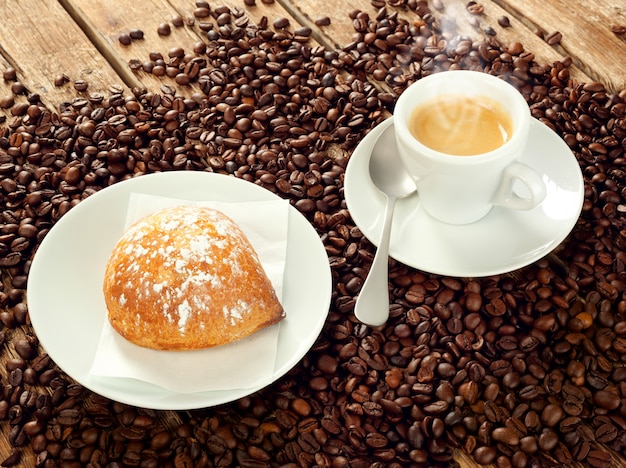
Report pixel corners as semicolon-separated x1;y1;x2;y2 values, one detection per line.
27;172;332;410
344;117;584;277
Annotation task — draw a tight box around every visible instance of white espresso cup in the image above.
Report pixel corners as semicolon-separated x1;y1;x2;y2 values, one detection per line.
393;70;546;225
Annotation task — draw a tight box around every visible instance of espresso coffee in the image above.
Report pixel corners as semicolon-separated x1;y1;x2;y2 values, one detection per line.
409;94;513;156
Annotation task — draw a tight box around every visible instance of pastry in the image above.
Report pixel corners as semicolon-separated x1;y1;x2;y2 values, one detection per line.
103;204;285;350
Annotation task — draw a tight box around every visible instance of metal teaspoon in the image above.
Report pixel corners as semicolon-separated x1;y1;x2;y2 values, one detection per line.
354;123;417;326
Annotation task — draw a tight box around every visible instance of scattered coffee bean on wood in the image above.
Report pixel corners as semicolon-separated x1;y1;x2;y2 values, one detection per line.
193;6;210;18
497;15;511;27
546;30;563;45
157;22;171;35
53;74;70;86
10;82;26;94
129;28;144;40
118;32;131;45
612;24;626;36
72;79;88;91
484;26;497;36
466;1;484;15
315;16;331;26
273;17;290;29
0;95;14;108
2;67;17;81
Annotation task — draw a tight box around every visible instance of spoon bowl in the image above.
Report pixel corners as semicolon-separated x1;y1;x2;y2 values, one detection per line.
354;122;416;326
368;125;417;200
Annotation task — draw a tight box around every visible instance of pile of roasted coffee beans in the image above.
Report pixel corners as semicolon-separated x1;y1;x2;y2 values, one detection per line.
0;1;625;467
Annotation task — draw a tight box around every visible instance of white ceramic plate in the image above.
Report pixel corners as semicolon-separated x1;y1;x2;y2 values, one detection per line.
345;117;584;277
27;172;332;410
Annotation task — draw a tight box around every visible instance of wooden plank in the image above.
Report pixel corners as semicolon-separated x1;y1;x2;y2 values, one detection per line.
0;0;125;107
494;0;626;92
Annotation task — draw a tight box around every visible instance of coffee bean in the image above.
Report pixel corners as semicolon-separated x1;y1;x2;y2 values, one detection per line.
540;403;564;427
458;382;481;408
10;81;26;95
7;369;22;386
193;7;210;18
473;445;497;464
320;415;342;435
73;80;88;92
14;338;36;359
466;1;485;15
572;439;591;461
594;390;621;410
498;15;511;27
129;29;144;40
118;33;131;45
546;30;563;45
595;422;618;443
1;448;21;467
3;67;17;81
315;16;331;26
559;416;582;433
492;426;520;446
157;23;171;36
587;450;612;468
0;95;14;109
58;408;81;425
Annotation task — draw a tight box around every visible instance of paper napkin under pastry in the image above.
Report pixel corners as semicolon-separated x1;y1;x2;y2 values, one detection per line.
89;193;288;393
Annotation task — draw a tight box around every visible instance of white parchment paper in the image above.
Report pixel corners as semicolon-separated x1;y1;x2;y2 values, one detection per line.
89;193;289;393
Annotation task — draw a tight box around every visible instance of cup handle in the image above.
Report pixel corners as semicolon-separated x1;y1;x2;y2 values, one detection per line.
492;162;547;210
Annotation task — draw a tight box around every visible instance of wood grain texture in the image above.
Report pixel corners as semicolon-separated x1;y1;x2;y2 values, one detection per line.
494;0;626;92
285;0;594;88
64;0;318;97
64;0;207;95
283;0;626;92
0;0;122;106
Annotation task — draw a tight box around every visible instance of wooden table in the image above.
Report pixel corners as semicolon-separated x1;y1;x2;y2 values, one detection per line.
1;1;625;467
1;0;626;111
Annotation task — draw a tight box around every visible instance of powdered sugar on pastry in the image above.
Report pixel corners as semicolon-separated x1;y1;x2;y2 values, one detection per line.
102;205;285;350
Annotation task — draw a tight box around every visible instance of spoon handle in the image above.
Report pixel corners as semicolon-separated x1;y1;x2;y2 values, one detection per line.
354;195;396;326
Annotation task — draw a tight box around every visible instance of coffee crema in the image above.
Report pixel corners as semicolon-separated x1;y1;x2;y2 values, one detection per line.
409;93;513;156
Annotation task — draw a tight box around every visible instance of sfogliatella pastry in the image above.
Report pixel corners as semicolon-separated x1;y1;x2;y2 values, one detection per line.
103;204;285;350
